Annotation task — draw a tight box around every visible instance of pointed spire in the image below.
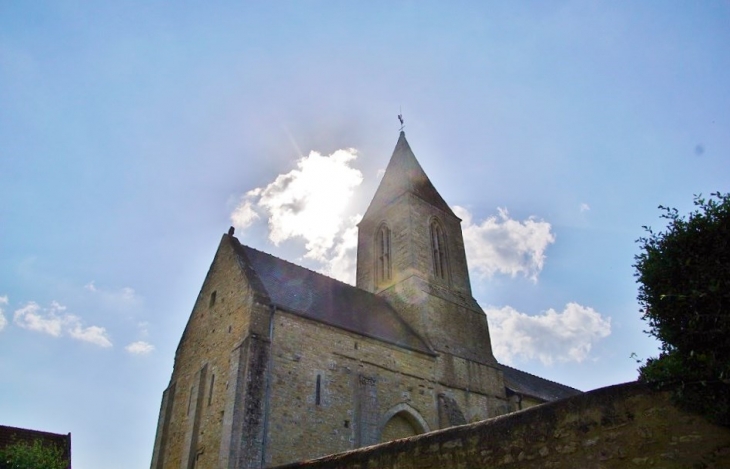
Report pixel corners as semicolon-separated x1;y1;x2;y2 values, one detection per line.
363;132;455;219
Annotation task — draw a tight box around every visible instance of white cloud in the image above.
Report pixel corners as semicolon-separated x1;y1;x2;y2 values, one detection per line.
486;302;611;365
68;324;112;348
320;215;361;284
14;301;66;336
580;203;590;212
453;206;556;282
231;199;260;229
230;148;363;283
125;340;155;355
0;295;8;332
13;301;113;347
228;153;556;288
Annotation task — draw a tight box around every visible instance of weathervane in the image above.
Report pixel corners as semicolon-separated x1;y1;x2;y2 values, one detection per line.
398;107;405;132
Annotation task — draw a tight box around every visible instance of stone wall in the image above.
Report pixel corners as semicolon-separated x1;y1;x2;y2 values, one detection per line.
152;233;510;469
266;309;433;465
266;311;504;464
265;310;505;467
357;190;498;368
273;382;730;469
151;236;266;469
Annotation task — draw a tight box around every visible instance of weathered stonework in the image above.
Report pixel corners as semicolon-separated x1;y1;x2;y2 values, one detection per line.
150;131;579;469
150;236;270;469
273;383;730;469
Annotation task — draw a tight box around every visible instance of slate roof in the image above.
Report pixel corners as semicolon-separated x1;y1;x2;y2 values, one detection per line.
230;237;434;355
501;364;582;402
363;131;456;220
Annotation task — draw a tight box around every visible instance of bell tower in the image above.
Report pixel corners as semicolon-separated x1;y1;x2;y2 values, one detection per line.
356;132;497;365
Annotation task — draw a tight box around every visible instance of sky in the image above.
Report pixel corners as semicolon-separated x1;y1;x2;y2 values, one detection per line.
1;2;729;468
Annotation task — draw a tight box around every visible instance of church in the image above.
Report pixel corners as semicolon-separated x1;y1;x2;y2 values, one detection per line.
150;131;580;469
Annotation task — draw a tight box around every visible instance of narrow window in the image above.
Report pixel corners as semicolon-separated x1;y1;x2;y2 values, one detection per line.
315;374;322;406
187;386;194;415
208;374;215;406
377;224;391;284
209;291;217;308
431;220;447;279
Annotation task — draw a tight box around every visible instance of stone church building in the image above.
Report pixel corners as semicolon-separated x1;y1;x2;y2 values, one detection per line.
150;132;579;469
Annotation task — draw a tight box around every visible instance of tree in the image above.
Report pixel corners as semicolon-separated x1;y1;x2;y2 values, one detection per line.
0;440;67;469
635;192;730;425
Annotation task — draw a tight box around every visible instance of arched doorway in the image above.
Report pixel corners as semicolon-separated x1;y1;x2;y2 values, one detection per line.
379;403;430;443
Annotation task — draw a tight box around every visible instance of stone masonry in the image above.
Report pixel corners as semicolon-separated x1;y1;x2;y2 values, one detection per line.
273;382;730;469
150;131;580;469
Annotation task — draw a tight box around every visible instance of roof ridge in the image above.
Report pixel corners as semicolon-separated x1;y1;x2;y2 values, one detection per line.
234;237;434;355
501;364;582;393
238;242;360;290
0;424;69;438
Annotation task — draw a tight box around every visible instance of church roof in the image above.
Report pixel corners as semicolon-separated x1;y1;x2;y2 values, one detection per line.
229;236;434;355
501;364;582;402
363;131;456;220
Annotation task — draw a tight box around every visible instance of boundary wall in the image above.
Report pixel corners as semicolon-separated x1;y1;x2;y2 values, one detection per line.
274;382;730;469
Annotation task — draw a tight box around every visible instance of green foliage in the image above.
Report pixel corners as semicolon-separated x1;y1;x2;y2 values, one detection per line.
0;439;66;469
635;192;730;425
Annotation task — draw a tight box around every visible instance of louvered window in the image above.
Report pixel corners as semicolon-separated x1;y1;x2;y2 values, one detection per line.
431;220;447;279
377;224;391;284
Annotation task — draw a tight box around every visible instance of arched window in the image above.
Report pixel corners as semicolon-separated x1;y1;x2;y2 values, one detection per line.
430;219;447;279
379;403;430;443
380;412;419;442
377;224;391;284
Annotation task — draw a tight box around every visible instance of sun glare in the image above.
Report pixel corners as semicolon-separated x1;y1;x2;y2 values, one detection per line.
234;148;363;263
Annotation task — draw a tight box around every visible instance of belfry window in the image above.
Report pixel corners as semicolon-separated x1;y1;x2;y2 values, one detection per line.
377;224;392;284
430;220;447;279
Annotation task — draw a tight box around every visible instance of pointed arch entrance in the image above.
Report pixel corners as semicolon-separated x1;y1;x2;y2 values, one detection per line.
378;403;430;443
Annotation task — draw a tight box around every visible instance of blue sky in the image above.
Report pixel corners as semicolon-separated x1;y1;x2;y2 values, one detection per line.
1;2;729;468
